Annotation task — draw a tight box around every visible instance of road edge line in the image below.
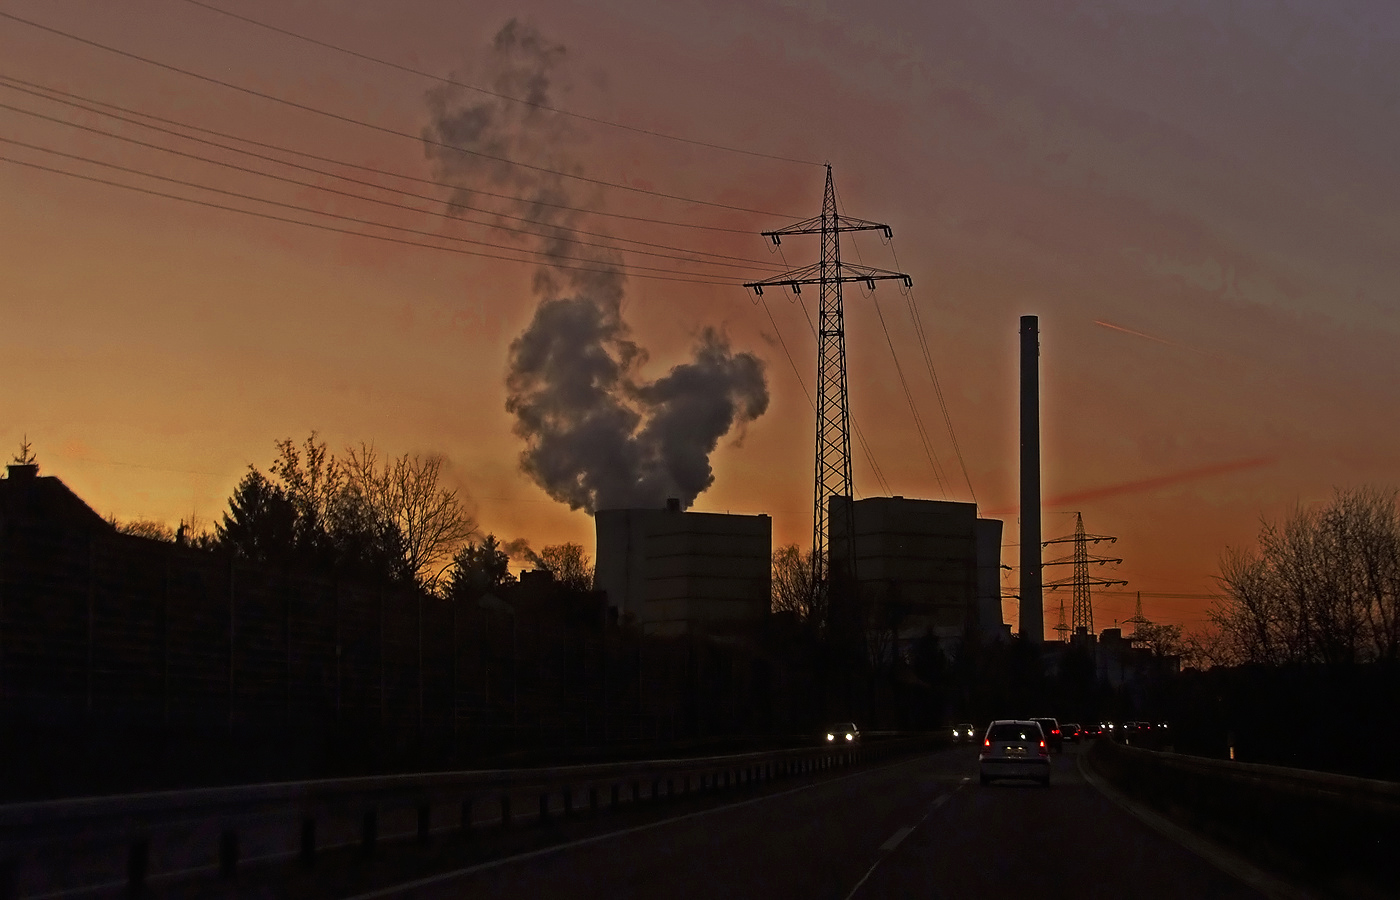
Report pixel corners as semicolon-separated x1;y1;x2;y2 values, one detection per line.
1076;750;1315;900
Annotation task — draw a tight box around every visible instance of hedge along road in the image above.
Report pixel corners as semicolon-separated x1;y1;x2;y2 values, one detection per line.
332;744;1271;900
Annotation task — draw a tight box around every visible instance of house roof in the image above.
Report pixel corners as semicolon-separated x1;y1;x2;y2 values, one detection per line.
0;465;113;533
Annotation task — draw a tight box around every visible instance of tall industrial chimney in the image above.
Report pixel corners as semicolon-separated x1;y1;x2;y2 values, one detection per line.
1019;315;1043;643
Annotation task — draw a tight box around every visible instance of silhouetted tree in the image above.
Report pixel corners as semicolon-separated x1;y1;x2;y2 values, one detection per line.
343;444;477;591
444;533;515;600
1213;486;1400;667
11;436;36;467
325;488;413;585
113;518;176;541
538;542;593;591
1132;622;1185;658
216;468;299;565
772;544;821;629
270;433;345;561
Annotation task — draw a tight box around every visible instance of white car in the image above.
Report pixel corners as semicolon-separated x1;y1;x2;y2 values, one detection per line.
979;720;1051;786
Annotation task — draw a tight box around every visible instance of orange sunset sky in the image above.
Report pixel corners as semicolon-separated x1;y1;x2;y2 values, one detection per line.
4;0;1398;638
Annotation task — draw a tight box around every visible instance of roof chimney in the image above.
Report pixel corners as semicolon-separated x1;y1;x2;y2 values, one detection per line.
6;464;38;480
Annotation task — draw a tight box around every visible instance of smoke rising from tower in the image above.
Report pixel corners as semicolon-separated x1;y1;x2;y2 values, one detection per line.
423;21;769;513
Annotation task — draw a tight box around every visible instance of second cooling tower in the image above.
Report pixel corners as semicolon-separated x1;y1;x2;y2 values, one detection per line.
594;501;772;638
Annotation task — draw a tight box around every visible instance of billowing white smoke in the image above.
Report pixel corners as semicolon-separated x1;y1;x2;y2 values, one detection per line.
423;20;769;513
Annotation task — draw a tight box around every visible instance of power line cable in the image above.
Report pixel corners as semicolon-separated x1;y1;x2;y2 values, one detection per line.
0;98;779;275
0;152;735;285
0;73;764;236
887;238;977;502
842;223;948;495
178;0;821;168
0;9;798;217
866;286;949;495
0;134;769;280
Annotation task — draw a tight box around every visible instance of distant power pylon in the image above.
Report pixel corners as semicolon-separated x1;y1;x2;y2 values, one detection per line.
1123;591;1152;632
744;165;910;585
1042;512;1126;638
1054;596;1070;641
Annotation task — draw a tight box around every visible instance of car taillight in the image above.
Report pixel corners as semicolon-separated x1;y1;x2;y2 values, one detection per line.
1052;729;1060;735
1039;740;1048;756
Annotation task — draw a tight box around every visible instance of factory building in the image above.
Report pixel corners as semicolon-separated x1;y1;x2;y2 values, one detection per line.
594;500;772;638
828;495;1007;649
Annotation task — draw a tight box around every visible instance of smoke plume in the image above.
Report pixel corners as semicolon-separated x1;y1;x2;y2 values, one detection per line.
424;21;769;513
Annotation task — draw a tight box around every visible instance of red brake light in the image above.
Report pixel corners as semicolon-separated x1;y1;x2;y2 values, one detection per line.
1039;739;1048;756
983;738;991;748
1052;729;1060;735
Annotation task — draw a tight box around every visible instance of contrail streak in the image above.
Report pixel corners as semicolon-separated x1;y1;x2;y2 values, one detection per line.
1093;319;1233;364
987;456;1277;515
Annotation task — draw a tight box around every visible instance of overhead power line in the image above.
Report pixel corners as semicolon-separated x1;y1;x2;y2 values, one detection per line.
0;73;764;236
887;238;978;503
0;9;798;217
178;0;821;168
0;153;737;285
0;98;781;275
0;134;775;281
840;217;949;496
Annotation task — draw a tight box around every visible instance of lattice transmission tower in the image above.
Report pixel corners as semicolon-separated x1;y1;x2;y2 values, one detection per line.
1042;512;1126;638
1123;591;1152;632
744;165;910;585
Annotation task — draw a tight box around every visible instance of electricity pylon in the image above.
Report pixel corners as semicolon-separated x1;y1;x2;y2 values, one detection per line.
744;165;910;586
1043;512;1125;638
1123;591;1152;632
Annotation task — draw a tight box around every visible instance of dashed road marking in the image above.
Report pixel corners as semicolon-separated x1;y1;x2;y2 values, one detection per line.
844;786;960;899
879;827;914;852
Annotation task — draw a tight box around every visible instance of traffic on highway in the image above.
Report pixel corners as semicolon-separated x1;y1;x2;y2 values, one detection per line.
317;732;1269;900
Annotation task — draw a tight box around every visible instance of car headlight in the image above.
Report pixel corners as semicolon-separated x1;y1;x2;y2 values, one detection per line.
826;733;834;741
845;733;853;741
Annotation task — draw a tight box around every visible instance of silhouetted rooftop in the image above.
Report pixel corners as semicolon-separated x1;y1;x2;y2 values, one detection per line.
0;465;113;533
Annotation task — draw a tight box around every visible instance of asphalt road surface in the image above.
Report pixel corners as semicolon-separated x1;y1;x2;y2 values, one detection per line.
345;743;1270;900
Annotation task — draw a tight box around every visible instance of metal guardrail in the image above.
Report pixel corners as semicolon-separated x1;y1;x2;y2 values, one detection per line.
0;734;941;898
1087;738;1397;894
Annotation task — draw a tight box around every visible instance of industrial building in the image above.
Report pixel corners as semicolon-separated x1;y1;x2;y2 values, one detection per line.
828;495;1007;650
594;500;772;638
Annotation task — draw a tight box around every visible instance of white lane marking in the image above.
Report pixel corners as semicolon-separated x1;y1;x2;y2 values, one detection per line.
879;826;914;852
343;751;942;900
960;776;971;783
843;789;956;900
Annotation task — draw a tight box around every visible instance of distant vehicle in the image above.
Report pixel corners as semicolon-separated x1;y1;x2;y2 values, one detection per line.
1060;723;1082;743
1083;723;1103;738
825;722;860;744
951;723;977;743
979;720;1051;786
1030;717;1064;753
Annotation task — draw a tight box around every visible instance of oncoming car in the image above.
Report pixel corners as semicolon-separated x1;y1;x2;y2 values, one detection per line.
979;720;1051;786
826;722;860;744
951;723;977;743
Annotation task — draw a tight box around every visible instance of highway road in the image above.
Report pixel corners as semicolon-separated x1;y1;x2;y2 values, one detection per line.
328;743;1272;900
